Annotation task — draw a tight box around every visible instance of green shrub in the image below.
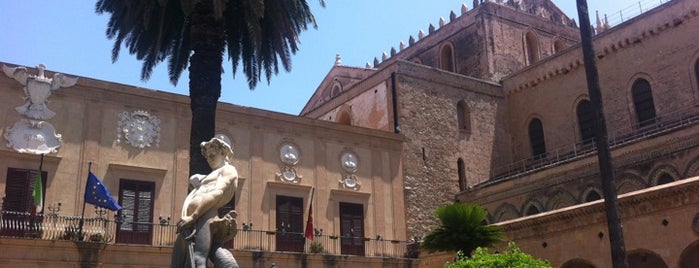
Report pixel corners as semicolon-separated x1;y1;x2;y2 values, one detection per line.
445;242;551;268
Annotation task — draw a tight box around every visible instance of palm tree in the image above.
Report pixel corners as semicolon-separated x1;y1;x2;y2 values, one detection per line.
95;0;323;177
422;203;504;256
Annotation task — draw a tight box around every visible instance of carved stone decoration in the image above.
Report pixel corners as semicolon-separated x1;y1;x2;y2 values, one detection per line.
339;151;360;190
2;64;78;120
276;143;302;183
4;119;62;154
341;152;358;173
116;110;161;148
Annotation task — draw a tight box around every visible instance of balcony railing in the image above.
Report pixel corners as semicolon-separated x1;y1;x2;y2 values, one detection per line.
0;210;415;258
482;104;699;185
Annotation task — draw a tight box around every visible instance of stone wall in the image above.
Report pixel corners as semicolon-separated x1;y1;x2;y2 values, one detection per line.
0;238;419;268
494;176;699;268
394;62;505;238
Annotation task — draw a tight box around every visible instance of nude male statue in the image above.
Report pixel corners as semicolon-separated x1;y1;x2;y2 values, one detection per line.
177;137;238;232
172;137;239;268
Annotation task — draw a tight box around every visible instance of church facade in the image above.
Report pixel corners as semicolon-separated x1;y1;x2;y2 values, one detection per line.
302;0;699;267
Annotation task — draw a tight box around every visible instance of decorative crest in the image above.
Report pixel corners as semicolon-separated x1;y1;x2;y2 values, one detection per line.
116;110;161;148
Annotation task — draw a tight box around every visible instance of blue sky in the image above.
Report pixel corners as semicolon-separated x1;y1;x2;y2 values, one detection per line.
1;0;655;115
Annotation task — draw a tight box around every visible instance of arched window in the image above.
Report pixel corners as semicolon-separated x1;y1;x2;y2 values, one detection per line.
656;173;674;185
457;158;466;191
554;40;566;53
330;82;342;98
525;31;539;65
440;43;455;72
524;203;541;216
585;191;602;202
576;100;595;144
632;78;656;127
337;110;351;125
456;100;470;132
528;118;546;159
627;249;668;268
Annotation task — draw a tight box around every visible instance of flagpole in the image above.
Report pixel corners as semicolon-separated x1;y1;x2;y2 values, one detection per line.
305;187;315;240
78;162;92;241
35;154;44;215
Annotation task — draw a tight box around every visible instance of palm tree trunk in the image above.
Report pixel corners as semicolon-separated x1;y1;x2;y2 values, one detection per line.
575;1;628;267
188;1;226;178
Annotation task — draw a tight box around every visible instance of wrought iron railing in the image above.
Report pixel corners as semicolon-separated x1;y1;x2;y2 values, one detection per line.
483;104;699;185
0;210;415;258
603;0;672;29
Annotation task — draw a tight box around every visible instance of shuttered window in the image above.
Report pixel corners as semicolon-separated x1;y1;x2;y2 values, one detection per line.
3;168;47;213
340;202;365;256
116;179;154;244
275;195;304;252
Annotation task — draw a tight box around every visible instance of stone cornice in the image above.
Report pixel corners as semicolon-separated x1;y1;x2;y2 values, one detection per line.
497;176;699;236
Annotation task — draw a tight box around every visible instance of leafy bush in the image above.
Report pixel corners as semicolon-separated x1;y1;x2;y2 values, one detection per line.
445;242;551;268
422;203;504;256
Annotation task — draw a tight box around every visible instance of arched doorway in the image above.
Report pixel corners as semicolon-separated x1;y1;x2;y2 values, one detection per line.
627;249;667;268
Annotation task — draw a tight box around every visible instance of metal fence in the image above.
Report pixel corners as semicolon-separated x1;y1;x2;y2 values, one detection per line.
0;210;414;258
604;0;672;28
483;104;699;185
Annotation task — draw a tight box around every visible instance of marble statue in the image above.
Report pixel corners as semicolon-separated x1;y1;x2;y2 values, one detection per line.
171;138;239;268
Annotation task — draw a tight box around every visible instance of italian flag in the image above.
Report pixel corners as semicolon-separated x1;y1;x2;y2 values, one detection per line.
32;172;43;213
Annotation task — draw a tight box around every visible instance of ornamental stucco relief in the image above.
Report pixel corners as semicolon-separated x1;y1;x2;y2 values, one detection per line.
276;142;302;183
4;119;62;154
3;64;78;120
116;110;161;148
2;64;77;154
339;151;360;190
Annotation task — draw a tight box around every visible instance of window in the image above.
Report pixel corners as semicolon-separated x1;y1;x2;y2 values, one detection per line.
440;43;455;72
585;191;602;202
576;100;595;144
525;31;539;65
631;78;656;127
656;173;674;185
1;168;46;238
276;195;304;252
2;168;46;213
456;100;470;132
528;118;547;159
340;202;365;256
524;204;540;216
116;179;154;244
554;40;565;53
337;110;351;125
457;158;466;191
330;81;342;98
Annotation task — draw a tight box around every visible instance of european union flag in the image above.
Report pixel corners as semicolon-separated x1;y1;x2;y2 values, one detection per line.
84;172;122;211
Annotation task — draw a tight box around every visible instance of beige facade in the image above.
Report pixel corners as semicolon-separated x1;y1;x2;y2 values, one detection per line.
0;63;408;246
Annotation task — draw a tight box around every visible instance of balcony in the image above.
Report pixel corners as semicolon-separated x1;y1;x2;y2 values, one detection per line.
0;210;416;259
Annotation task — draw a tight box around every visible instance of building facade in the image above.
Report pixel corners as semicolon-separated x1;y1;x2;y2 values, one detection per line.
301;0;699;266
2;0;699;267
0;62;409;259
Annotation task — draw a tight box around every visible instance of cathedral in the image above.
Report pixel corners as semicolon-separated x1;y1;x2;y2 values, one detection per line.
1;0;698;267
